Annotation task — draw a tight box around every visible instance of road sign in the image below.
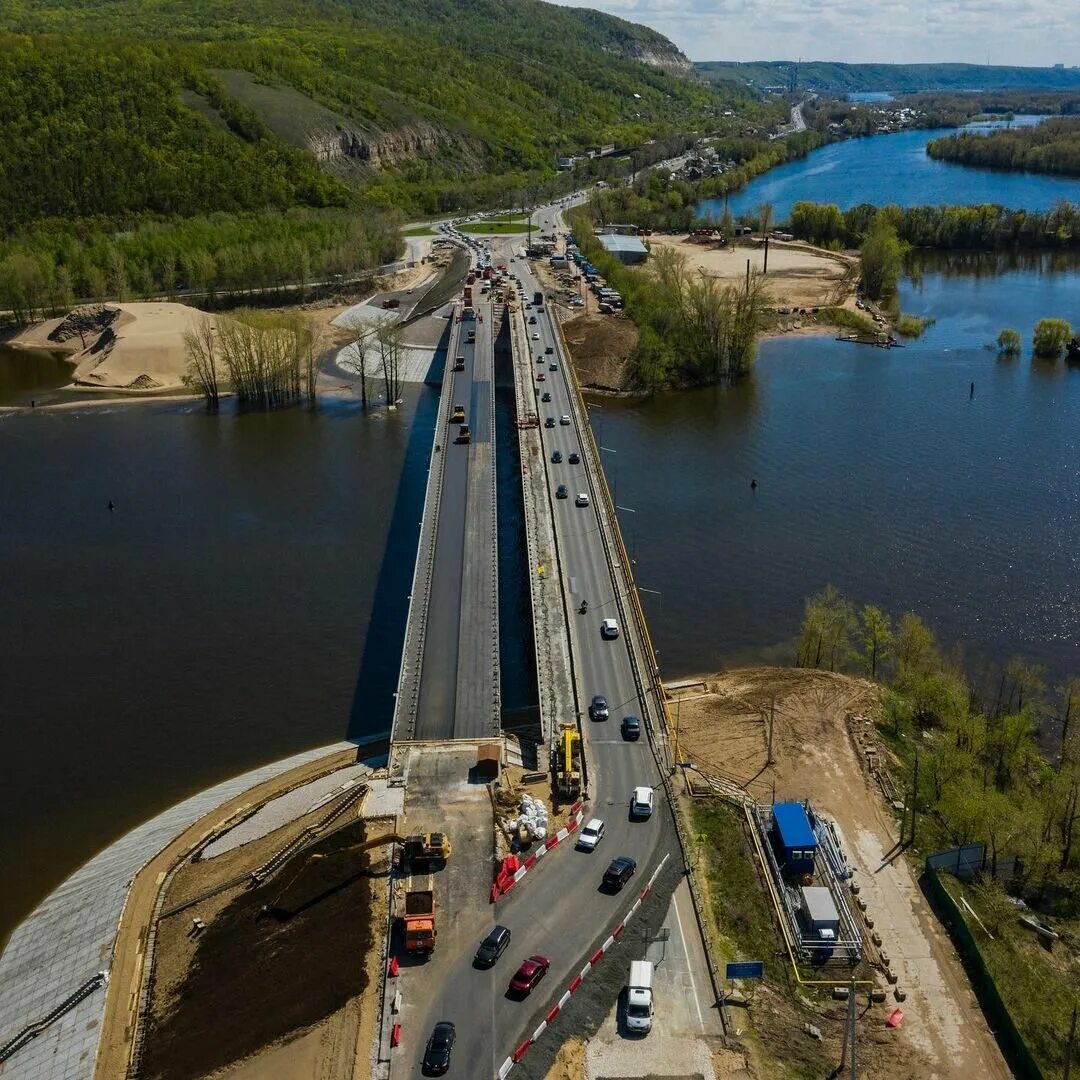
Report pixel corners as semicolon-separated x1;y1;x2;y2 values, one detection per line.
726;961;764;980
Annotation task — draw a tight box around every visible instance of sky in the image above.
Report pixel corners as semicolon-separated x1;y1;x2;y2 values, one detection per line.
551;0;1080;67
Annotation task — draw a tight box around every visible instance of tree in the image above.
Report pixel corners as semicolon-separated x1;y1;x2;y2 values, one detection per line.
376;317;404;406
859;215;903;301
1033;318;1073;359
894;612;939;680
721;203;734;244
796;585;856;671
182;314;221;409
859;604;893;680
757;200;774;241
996;328;1021;356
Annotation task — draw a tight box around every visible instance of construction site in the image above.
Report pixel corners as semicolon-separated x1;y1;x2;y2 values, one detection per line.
669;666;1010;1080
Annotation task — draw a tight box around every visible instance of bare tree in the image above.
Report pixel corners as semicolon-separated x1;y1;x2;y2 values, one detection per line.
376;316;404;407
182;315;221;409
757;201;774;241
346;319;378;408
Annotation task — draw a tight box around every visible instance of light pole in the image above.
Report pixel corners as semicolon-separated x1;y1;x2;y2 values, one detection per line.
616;504;637;564
638;585;662;616
599;445;617;501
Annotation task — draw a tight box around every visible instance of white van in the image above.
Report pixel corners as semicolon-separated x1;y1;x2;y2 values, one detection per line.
630;786;654;819
626;959;654;1033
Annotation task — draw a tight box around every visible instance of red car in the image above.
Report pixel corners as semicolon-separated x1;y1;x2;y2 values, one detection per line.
509;955;550;996
537;373;546;381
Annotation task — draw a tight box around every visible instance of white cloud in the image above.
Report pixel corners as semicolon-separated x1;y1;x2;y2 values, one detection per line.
551;0;1080;66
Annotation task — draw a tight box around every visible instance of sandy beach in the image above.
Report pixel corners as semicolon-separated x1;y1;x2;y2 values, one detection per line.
8;302;221;393
649;234;857;310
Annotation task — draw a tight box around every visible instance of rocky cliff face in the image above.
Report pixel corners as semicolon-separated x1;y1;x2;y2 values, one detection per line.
307;119;483;171
612;41;693;75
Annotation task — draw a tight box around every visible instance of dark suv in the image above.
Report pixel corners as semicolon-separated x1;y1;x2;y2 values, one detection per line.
474;925;511;968
589;695;609;721
621;715;641;741
602;856;637;891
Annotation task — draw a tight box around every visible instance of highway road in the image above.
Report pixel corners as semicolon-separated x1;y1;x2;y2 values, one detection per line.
399;218;678;1077
413;302;499;741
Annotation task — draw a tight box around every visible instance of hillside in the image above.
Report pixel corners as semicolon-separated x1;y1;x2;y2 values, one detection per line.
697;60;1080;94
0;0;732;230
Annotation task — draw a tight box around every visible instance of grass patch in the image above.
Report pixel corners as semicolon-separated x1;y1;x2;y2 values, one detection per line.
459;220;531;234
816;306;878;336
953;877;1080;1079
402;226;436;236
895;312;936;338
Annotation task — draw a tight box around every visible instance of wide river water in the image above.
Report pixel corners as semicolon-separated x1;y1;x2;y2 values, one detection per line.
701;119;1080;222
2;134;1079;947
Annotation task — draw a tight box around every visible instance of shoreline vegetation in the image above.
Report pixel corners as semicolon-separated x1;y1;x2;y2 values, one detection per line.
927;116;1080;178
794;585;1080;1079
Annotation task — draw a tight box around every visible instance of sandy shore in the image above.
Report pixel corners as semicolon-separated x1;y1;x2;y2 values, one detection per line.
7;302;221;393
649;235;857;310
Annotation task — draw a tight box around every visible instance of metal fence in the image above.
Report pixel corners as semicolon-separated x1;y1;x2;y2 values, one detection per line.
924;856;1043;1079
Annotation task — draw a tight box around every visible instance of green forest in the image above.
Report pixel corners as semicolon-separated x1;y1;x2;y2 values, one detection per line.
927;117;1080;177
787;200;1080;250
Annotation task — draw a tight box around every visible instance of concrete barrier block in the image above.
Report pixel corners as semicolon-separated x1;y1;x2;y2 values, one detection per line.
832;986;850;1000
871;988;887;1003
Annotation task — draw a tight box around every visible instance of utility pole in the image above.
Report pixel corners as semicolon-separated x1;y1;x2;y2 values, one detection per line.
763;234;769;274
767;696;776;765
745;258;751;294
838;981;857;1077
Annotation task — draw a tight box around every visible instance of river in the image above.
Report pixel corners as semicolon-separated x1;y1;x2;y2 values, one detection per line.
700;118;1080;222
590;251;1080;686
4;133;1080;949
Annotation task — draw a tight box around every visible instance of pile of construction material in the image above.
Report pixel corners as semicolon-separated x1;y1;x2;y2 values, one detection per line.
505;794;549;842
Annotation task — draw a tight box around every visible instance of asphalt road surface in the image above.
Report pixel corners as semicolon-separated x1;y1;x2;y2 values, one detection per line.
413;302;498;740
399;224;678;1078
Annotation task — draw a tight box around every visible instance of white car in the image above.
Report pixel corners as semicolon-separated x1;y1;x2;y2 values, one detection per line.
630;786;655;819
532;333;540;340
601;618;620;640
575;493;590;507
576;818;605;851
559;415;570;425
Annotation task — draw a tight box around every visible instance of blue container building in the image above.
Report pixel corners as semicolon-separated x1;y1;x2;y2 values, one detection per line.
771;802;818;877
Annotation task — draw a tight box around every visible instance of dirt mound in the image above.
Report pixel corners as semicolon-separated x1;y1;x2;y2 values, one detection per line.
560;311;637;391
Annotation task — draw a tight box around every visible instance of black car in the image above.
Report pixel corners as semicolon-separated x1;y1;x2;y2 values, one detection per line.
423;1021;456;1074
589;695;609;721
542;392;552;402
556;484;569;499
568;452;580;464
474;924;512;967
602;856;637;891
551;450;563;464
621;715;641;741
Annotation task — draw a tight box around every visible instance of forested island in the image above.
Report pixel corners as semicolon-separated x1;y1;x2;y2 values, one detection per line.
927;117;1080;177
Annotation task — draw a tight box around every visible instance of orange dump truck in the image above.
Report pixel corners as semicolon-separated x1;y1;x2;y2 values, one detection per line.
403;883;436;954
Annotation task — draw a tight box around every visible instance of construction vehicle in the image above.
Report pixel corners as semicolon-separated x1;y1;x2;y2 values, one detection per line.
402;832;452;866
450;404;466;424
552;724;582;799
403;874;436;954
456;424;471;444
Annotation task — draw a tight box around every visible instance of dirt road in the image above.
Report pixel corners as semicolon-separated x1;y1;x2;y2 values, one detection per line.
670;667;1010;1080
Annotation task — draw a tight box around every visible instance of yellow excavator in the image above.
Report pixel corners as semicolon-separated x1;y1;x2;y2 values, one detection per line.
552;724;582;799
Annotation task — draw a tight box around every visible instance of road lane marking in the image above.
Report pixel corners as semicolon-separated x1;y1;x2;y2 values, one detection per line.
673;885;705;1030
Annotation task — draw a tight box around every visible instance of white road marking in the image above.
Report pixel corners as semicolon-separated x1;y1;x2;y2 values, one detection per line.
672;886;705;1030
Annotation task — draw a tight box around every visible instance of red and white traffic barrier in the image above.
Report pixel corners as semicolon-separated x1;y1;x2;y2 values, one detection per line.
496;853;671;1079
493;800;585;900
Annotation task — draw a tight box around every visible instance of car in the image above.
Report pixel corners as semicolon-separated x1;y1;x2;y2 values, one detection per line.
576;818;605;851
630;786;655;819
552;450;563;463
537;373;546;381
529;315;537;324
602;856;637;891
559;414;570;425
541;391;552;402
526;302;533;309
601;618;620;640
589;695;609;721
621;715;641;741
475;925;512;967
422;1021;456;1074
546;417;557;430
509;955;550;997
545;346;554;355
532;333;540;340
550;363;559;372
575;492;589;507
568;452;580;464
556;484;569;499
